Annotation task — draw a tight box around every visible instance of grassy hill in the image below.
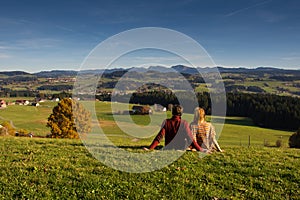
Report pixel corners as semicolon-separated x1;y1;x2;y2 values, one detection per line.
0;137;299;199
0;101;57;136
0;101;299;199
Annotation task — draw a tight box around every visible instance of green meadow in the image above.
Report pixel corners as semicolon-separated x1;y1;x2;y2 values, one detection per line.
0;101;57;136
0;100;287;147
0;101;299;199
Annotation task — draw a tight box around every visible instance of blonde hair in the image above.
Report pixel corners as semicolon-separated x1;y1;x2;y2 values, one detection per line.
193;107;206;123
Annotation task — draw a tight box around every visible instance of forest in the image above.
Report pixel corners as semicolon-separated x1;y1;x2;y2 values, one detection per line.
108;91;300;131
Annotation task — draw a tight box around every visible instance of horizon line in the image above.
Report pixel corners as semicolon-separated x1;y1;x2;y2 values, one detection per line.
0;65;299;73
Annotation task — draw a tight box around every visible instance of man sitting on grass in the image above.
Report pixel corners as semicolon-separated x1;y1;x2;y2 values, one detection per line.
144;105;206;152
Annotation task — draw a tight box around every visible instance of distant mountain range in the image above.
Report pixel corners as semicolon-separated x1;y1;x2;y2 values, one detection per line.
0;65;299;78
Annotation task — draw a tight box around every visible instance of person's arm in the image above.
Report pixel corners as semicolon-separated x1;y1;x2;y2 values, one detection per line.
212;137;222;152
192;138;204;152
210;125;222;152
149;120;166;150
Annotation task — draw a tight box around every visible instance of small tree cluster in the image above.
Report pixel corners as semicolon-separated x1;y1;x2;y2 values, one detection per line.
47;98;91;139
289;128;300;148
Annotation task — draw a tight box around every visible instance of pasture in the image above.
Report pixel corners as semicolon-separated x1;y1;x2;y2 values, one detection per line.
0;101;299;199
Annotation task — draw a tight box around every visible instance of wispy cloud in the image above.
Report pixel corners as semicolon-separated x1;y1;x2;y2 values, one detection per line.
0;17;21;25
0;38;62;51
55;25;75;33
257;10;286;23
225;0;273;17
280;56;300;61
16;38;62;49
0;17;35;25
0;46;11;50
0;53;11;59
279;52;300;61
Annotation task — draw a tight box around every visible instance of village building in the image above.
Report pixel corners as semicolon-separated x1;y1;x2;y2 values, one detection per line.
153;104;166;112
130;105;152;115
0;99;7;108
15;100;30;105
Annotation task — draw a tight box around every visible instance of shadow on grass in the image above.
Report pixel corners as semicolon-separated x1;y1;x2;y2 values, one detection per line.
117;145;164;150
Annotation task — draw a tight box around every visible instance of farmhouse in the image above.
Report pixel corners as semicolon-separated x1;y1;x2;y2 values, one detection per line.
0;99;7;108
15;100;30;105
153;104;166;112
130;105;152;115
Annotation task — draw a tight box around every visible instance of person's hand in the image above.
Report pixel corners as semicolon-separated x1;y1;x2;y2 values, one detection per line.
143;147;150;151
202;149;211;154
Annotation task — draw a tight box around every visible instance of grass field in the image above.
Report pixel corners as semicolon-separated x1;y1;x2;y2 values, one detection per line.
1;137;299;199
0;101;57;136
0;101;294;145
0;101;299;199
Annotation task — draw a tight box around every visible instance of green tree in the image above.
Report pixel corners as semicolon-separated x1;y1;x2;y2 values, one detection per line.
289;128;300;148
47;98;91;139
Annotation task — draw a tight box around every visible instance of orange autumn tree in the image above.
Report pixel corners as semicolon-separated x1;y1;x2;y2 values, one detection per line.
47;98;91;139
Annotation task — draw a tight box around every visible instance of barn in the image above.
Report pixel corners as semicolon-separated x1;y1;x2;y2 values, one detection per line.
130;105;152;115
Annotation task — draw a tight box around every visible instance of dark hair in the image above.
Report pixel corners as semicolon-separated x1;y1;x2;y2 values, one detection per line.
172;105;183;116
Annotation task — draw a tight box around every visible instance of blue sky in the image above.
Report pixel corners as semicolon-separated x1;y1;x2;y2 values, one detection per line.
0;0;299;72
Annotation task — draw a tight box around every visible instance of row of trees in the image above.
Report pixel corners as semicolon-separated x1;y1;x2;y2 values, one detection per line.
108;91;300;130
0;89;73;99
0;88;36;97
37;85;73;91
226;93;300;130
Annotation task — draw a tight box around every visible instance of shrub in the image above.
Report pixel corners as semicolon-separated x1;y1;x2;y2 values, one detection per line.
0;121;16;136
16;129;31;137
17;129;29;135
263;140;270;147
289;128;300;148
276;139;283;147
0;126;8;136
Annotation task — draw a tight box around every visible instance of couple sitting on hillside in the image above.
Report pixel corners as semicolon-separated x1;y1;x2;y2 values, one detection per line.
144;105;223;153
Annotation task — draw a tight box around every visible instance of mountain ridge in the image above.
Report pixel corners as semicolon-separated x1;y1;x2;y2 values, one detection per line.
0;65;299;78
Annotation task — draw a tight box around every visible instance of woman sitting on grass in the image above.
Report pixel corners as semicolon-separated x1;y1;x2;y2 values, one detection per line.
189;107;223;152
